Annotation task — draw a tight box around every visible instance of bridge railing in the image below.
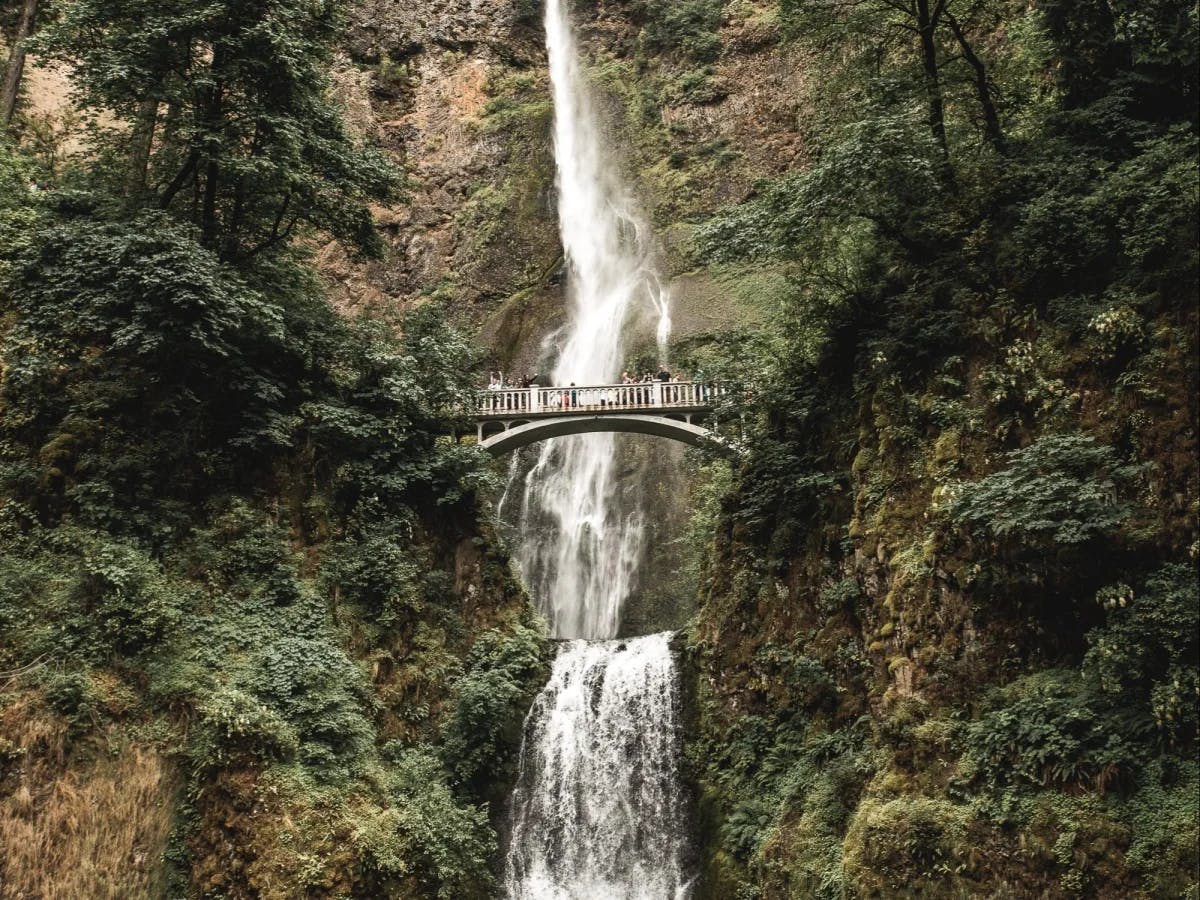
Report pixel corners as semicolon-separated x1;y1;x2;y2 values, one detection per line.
477;380;726;416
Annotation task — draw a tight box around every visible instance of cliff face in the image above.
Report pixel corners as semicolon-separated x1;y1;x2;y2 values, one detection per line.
316;0;558;373
322;0;805;370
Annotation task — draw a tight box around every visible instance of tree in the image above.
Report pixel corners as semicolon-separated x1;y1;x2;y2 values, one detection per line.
1;0;38;127
36;0;399;262
782;0;1011;162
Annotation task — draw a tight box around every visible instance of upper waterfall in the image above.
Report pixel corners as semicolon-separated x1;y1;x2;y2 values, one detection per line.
543;0;672;385
502;0;673;640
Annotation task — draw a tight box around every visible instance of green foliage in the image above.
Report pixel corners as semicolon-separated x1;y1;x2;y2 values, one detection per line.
949;434;1143;547
962;567;1194;794
71;535;182;656
688;2;1198;896
513;0;542;26
817;578;862;617
1;216;321;531
35;0;398;259
696;105;945;265
42;670;103;732
358;748;496;899
691;707;875;898
319;516;425;631
1119;758;1200;897
1;209;488;534
636;0;724;62
192;685;301;769
842;797;970;893
0;142;43;277
300;303;495;515
1085;564;1199;739
439;619;549;794
0;522;183;661
963;669;1152;790
683;460;733;588
253;627;376;779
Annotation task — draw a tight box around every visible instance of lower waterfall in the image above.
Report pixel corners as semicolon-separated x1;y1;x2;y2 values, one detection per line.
504;633;691;900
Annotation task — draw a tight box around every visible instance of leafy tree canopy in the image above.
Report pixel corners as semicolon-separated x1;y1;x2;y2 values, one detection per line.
35;0;399;260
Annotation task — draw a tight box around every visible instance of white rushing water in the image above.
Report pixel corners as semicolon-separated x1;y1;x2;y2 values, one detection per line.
504;634;690;900
504;3;690;896
502;0;673;641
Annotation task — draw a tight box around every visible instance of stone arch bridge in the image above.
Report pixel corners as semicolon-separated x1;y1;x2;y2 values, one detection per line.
472;381;726;456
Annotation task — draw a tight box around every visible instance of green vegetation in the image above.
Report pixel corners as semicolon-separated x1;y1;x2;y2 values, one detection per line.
0;1;547;895
637;0;725;63
683;0;1198;896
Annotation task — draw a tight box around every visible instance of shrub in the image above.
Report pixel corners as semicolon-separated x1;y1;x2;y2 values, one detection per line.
72;537;182;656
842;797;970;893
357;747;496;899
253;629;376;780
949;433;1143;547
191;685;300;770
962;669;1150;790
1085;564;1199;740
438;620;549;793
1120;758;1200;898
637;0;724;62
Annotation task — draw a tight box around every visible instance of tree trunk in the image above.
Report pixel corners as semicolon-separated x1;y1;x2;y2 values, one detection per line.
947;13;1006;154
1;0;38;128
125;99;159;206
200;47;225;248
915;0;949;163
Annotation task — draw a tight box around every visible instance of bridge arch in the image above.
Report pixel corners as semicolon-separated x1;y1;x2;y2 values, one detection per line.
479;414;716;457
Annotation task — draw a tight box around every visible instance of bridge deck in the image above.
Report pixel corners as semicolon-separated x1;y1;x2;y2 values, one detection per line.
477;381;723;420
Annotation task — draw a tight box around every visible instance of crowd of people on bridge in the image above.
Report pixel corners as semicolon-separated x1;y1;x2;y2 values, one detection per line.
483;366;707;413
486;368;677;389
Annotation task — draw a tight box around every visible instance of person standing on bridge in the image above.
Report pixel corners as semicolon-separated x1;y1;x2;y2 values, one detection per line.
487;371;502;412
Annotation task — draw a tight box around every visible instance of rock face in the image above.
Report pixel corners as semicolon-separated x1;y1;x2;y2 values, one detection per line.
347;0;526;56
319;0;559;376
327;0;809;370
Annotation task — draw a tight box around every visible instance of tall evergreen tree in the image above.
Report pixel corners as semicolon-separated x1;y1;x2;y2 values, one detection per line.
37;0;398;261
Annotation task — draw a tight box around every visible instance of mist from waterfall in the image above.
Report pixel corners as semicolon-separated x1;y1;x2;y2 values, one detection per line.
502;0;672;641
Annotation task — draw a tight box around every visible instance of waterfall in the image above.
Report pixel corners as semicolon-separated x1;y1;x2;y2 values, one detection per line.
504;634;690;900
502;1;691;896
503;0;672;641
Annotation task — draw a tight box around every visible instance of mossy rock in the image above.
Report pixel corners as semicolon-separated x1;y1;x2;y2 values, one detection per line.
843;796;971;897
